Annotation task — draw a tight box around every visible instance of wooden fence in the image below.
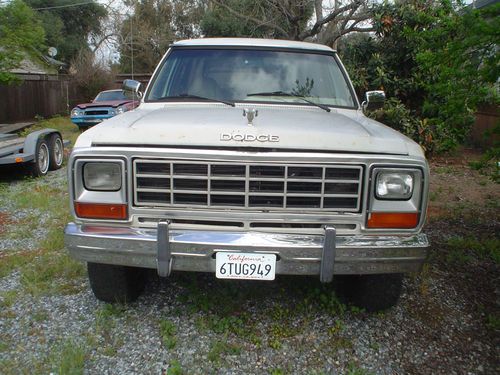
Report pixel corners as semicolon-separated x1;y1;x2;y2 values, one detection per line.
0;74;84;124
470;104;499;148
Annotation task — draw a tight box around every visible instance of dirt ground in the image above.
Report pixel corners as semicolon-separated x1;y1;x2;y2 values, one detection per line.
421;149;499;374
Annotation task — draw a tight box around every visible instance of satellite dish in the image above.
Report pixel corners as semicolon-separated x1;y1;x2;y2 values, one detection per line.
48;47;58;57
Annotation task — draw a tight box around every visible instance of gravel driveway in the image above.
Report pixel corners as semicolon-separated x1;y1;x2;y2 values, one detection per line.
0;154;498;375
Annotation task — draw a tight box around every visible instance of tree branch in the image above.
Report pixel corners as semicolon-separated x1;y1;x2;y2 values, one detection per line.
211;0;289;37
298;0;364;40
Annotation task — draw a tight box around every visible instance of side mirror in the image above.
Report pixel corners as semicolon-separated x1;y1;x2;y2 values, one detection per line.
123;79;143;99
362;90;386;111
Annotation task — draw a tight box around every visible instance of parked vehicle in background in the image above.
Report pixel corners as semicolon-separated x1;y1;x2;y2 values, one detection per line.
0;127;67;176
64;38;430;312
70;89;139;130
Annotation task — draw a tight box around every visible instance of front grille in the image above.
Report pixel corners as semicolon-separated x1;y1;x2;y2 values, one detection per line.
133;160;363;212
85;110;109;115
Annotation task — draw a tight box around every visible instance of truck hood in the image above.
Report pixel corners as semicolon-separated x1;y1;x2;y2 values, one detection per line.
75;104;424;156
76;100;132;109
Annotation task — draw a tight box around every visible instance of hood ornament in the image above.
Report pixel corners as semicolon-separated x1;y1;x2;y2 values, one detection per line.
243;108;258;126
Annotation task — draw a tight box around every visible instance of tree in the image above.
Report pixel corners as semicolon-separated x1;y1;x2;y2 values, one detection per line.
25;0;108;64
339;0;499;153
70;49;116;101
417;3;500;150
118;0;203;74
0;0;45;84
201;0;375;48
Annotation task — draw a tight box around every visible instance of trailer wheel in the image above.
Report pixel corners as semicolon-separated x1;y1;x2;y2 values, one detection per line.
30;138;50;177
48;133;64;170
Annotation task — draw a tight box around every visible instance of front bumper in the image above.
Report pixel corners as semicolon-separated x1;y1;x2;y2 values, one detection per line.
71;115;113;127
64;222;428;281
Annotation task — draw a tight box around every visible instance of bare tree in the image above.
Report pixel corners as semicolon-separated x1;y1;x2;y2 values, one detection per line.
209;0;375;47
70;49;116;100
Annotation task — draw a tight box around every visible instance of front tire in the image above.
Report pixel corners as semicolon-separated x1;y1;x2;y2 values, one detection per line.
335;273;403;312
87;262;146;303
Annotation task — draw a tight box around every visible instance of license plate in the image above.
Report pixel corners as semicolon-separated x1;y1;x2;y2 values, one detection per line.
215;252;276;280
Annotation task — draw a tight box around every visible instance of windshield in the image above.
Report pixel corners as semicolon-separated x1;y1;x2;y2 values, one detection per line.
146;48;356;108
94;90;132;101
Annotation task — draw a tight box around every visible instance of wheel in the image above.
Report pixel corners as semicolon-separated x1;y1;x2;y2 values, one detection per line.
335;273;403;312
87;262;146;303
48;133;64;170
30;138;50;177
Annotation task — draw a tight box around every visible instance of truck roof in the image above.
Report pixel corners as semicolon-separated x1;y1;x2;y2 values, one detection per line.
172;38;335;52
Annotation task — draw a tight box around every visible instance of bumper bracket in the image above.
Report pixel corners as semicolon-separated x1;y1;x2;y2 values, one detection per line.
320;226;336;283
157;221;172;277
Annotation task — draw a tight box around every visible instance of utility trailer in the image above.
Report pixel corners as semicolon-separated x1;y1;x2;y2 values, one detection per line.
0;128;68;177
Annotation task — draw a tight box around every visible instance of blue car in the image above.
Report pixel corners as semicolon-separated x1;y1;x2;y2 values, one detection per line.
70;89;139;129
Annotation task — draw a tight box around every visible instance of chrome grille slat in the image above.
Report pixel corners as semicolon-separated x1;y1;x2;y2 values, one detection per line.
133;160;363;212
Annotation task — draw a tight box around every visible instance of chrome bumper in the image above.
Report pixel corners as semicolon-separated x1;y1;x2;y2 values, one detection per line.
64;222;428;280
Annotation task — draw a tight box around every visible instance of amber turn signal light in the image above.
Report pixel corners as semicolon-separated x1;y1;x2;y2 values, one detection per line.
74;202;127;220
367;212;418;229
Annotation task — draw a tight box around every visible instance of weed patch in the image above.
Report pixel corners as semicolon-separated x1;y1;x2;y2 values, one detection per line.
167;359;184;375
446;236;500;264
207;339;241;364
159;319;177;349
48;338;88;375
0;251;37;278
20;251;85;296
486;314;500;331
93;304;126;355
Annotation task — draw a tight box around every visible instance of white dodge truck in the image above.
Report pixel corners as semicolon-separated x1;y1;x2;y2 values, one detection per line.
64;38;429;311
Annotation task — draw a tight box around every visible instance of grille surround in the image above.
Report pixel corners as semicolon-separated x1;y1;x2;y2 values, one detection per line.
133;159;363;212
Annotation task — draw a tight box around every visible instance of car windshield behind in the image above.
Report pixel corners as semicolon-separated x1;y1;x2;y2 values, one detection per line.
146;48;356;108
95;90;132;101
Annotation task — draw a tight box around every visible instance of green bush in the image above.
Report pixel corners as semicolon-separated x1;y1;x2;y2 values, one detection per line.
341;1;500;154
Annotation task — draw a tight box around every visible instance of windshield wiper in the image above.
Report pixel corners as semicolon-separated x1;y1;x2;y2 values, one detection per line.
247;91;331;112
155;93;235;107
246;91;331;112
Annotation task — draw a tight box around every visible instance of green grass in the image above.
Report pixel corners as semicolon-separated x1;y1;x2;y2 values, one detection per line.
486;314;500;331
167;359;184;375
207;339;241;364
159;319;177;349
269;369;286;375
19;115;80;146
32;309;49;322
48;339;88;375
0;334;11;352
20;250;85;296
346;363;372;375
0;251;36;278
0;338;88;375
0;158;85;296
446;236;500;264
432;165;456;174
92;304;127;356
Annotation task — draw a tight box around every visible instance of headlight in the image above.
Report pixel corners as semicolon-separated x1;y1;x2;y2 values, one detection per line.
83;162;122;191
71;108;82;117
376;171;414;200
115;106;126;115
